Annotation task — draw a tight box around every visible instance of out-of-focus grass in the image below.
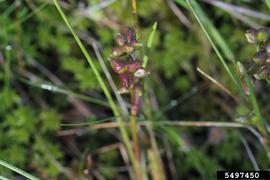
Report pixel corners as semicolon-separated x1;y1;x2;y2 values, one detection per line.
1;0;270;179
184;0;247;99
176;0;235;62
0;160;39;180
185;0;270;163
53;0;138;176
21;78;110;107
143;22;158;68
266;0;270;10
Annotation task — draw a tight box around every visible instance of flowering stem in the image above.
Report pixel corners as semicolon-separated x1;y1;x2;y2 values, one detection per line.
130;84;143;179
53;0;137;177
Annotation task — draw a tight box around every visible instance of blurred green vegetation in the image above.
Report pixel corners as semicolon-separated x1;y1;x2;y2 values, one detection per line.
0;0;269;179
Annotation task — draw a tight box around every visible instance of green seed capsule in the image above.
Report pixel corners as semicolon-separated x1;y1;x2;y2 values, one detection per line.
109;58;126;73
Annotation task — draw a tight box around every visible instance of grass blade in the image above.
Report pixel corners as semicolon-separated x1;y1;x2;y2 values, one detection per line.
175;0;188;9
60;116;116;127
2;1;16;17
0;160;39;180
53;0;137;174
53;0;118;115
186;0;247;100
20;78;110;107
143;22;158;68
266;0;270;10
176;0;235;62
6;1;48;30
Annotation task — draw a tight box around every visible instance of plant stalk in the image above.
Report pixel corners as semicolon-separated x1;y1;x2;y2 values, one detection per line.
53;0;138;177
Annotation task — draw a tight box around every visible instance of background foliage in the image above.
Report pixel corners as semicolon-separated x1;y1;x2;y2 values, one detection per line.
0;0;269;179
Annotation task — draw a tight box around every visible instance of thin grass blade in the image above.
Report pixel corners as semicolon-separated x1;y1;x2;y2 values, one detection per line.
20;78;109;107
186;0;248;100
177;0;235;62
53;0;136;173
266;0;270;11
143;22;158;68
61;116;117;127
0;160;39;180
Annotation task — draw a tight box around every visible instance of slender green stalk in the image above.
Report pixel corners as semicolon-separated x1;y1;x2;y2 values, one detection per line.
53;0;137;173
130;3;158;179
186;0;234;77
0;160;39;180
130;87;143;179
5;1;48;31
15;1;48;25
2;1;16;17
90;40;129;115
130;114;140;160
142;22;158;68
186;0;247;100
20;78;110;107
61;116;116;126
176;0;235;62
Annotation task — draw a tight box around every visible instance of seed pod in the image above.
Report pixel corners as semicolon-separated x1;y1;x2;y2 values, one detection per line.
236;62;250;95
115;33;126;46
127;28;137;45
110;58;126;73
246;28;269;44
110;47;125;57
241;77;250;95
126;60;142;73
118;73;130;94
110;46;134;57
252;50;268;64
